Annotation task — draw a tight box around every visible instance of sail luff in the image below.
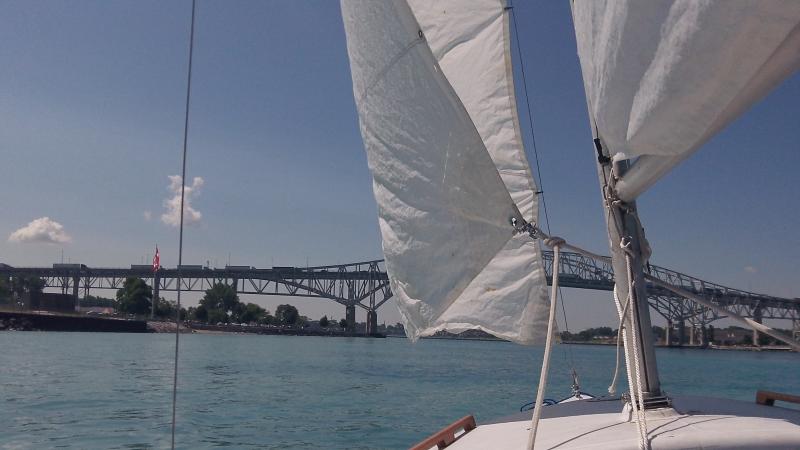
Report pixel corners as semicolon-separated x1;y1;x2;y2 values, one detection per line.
341;0;553;344
616;20;800;201
341;0;530;341
405;0;551;344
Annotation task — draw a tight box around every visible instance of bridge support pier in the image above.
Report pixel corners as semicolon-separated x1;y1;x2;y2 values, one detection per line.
753;307;763;346
72;276;80;311
345;305;356;333
677;320;686;346
665;320;672;346
366;310;377;336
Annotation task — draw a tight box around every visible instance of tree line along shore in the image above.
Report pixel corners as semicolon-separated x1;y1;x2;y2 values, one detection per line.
1;276;790;346
0;275;403;335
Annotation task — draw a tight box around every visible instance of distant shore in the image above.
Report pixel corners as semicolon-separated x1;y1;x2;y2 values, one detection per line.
149;320;386;338
0;311;147;333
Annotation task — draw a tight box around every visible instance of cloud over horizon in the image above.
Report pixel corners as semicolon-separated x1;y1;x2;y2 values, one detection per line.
744;265;758;274
161;175;204;227
8;217;72;244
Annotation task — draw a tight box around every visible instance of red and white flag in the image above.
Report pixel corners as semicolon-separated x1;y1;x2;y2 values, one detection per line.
152;246;160;272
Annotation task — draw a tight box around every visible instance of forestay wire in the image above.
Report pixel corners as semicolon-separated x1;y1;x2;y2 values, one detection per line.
508;0;577;382
170;0;197;448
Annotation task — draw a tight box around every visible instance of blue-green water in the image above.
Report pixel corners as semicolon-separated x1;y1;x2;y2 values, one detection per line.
1;333;798;449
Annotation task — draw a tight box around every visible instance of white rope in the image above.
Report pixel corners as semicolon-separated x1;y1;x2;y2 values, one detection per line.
608;287;631;396
526;241;563;450
522;221;800;449
613;285;647;450
622;248;649;450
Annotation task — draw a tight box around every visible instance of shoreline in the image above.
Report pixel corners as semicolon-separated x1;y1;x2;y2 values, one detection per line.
152;321;386;338
0;311;147;333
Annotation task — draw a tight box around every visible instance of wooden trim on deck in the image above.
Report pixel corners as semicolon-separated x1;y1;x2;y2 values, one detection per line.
410;415;477;450
756;390;800;407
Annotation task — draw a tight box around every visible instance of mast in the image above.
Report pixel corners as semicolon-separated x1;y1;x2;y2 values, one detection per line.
594;144;664;404
571;0;800;407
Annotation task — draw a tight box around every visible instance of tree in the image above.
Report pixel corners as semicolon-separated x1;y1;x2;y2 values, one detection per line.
239;303;266;324
275;304;299;325
193;305;208;322
207;308;228;324
116;277;152;315
0;277;11;304
11;275;45;301
319;315;329;327
200;283;239;314
339;318;347;329
259;313;274;325
155;299;186;320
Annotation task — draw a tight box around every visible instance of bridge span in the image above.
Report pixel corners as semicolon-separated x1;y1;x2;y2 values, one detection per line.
1;252;797;342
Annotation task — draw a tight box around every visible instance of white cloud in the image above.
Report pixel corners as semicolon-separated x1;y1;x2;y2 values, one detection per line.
143;210;152;221
8;217;72;244
161;175;204;227
744;265;758;274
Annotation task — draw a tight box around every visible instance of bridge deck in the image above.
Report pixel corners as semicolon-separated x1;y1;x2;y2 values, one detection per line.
1;252;797;330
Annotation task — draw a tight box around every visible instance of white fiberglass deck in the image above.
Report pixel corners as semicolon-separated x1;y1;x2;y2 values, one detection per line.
446;396;800;449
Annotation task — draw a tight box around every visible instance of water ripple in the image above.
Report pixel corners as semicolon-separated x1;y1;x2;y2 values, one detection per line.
1;333;798;449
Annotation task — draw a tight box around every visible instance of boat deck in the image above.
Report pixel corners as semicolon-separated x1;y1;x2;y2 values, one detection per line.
444;395;800;449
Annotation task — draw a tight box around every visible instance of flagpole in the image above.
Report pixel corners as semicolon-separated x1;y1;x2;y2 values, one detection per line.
151;245;160;319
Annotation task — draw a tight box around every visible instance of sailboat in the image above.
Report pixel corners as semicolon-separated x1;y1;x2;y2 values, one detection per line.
340;0;800;448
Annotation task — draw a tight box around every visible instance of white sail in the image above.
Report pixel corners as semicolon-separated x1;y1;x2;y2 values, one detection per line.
405;0;551;343
341;0;536;342
572;1;800;200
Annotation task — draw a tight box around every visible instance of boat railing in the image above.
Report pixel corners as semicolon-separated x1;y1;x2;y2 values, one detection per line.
409;415;477;450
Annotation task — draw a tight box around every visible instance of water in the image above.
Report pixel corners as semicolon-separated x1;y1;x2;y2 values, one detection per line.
1;333;798;449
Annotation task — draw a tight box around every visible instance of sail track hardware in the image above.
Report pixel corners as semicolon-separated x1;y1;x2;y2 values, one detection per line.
511;217;610;262
510;217;565;248
594;137;611;165
511;217;539;239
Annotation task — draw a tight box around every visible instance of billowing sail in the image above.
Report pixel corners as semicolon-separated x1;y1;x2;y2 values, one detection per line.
341;0;550;343
572;1;800;200
406;0;551;343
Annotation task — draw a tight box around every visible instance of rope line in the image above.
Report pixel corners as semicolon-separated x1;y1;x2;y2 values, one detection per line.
623;250;649;450
526;243;563;450
170;0;196;448
608;286;631;396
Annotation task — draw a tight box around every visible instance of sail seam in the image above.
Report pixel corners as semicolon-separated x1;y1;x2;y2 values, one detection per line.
356;34;425;103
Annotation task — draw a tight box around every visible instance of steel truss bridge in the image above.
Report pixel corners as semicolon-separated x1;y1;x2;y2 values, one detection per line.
1;252;797;342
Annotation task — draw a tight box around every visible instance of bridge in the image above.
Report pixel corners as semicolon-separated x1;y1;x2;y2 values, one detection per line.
0;253;797;343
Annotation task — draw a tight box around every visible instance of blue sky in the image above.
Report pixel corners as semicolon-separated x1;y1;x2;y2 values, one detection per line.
0;1;797;330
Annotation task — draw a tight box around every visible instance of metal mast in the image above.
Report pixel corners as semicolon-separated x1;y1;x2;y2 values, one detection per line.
594;139;666;406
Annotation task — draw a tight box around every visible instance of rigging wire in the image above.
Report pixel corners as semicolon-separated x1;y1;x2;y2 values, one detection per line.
508;1;576;373
170;0;197;448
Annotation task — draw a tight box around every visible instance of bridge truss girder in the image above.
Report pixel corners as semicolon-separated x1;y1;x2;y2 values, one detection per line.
2;252;797;338
541;251;799;335
3;260;392;313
